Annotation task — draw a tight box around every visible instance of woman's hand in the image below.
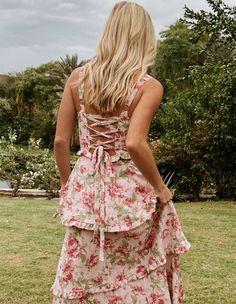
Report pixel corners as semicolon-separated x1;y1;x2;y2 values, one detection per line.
59;183;66;196
154;183;173;206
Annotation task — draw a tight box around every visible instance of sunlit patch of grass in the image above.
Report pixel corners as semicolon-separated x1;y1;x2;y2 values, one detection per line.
177;200;236;303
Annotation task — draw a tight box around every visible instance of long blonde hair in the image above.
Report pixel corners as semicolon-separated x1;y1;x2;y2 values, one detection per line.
79;1;156;114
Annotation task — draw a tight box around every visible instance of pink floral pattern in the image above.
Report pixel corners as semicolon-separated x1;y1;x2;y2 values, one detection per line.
51;69;191;303
50;205;190;303
53;100;159;234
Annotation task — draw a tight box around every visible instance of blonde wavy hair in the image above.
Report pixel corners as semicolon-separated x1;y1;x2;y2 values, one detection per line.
79;1;156;114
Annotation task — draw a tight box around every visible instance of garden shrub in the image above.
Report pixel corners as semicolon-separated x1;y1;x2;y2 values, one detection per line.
150;58;236;199
0;129;62;198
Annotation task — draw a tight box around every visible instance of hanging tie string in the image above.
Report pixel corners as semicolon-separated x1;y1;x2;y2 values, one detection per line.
88;146;115;262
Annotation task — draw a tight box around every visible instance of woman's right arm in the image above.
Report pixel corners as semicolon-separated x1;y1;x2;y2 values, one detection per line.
126;79;172;205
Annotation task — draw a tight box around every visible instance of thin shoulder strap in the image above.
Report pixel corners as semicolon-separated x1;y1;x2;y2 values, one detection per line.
126;74;153;107
78;66;85;101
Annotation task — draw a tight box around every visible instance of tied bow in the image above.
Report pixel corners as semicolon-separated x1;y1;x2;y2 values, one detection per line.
88;145;115;177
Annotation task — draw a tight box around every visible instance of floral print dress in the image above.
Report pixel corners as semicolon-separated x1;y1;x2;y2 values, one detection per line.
50;67;191;304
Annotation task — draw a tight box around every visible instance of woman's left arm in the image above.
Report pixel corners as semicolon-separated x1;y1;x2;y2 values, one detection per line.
54;70;77;188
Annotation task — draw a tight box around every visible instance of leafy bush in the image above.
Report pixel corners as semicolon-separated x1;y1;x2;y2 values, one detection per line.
151;58;236;200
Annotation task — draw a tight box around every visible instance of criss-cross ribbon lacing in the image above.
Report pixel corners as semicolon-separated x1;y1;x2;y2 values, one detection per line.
84;114;120;262
85;115;119;176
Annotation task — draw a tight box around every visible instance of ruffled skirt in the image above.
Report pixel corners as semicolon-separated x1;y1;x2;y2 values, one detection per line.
50;201;191;303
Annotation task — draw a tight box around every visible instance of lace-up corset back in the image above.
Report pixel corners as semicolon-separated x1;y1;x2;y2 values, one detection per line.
77;66;152;162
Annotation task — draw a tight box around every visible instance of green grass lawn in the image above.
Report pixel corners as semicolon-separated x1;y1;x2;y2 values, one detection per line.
0;197;235;304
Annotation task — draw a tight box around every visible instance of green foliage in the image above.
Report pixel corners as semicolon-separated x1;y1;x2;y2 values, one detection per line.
0;98;15;136
0;55;88;149
56;53;79;80
0;74;13;98
151;20;203;94
181;0;236;56
150;0;236;199
154;60;236;198
2;61;62;148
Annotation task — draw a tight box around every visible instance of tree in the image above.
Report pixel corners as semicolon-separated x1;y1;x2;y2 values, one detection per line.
181;0;236;59
3;61;61;147
151;20;205;95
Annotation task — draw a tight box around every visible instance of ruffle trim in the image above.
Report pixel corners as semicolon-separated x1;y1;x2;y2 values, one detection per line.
53;203;157;233
50;240;191;299
51;200;191;299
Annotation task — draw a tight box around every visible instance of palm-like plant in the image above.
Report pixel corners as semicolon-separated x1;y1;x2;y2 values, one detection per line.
56;53;79;80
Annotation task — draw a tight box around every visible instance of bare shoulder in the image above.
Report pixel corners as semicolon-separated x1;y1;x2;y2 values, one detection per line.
66;67;81;87
137;77;164;111
143;77;164;97
62;67;83;89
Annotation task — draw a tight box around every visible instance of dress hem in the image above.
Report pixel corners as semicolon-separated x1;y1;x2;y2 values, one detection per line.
50;242;190;299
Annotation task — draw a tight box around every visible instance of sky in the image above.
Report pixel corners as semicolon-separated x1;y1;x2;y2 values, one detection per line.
0;0;235;74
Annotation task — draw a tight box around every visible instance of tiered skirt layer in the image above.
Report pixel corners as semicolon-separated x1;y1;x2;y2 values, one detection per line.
50;202;191;303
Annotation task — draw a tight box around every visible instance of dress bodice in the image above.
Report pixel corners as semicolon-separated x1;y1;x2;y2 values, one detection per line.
76;66;153;165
